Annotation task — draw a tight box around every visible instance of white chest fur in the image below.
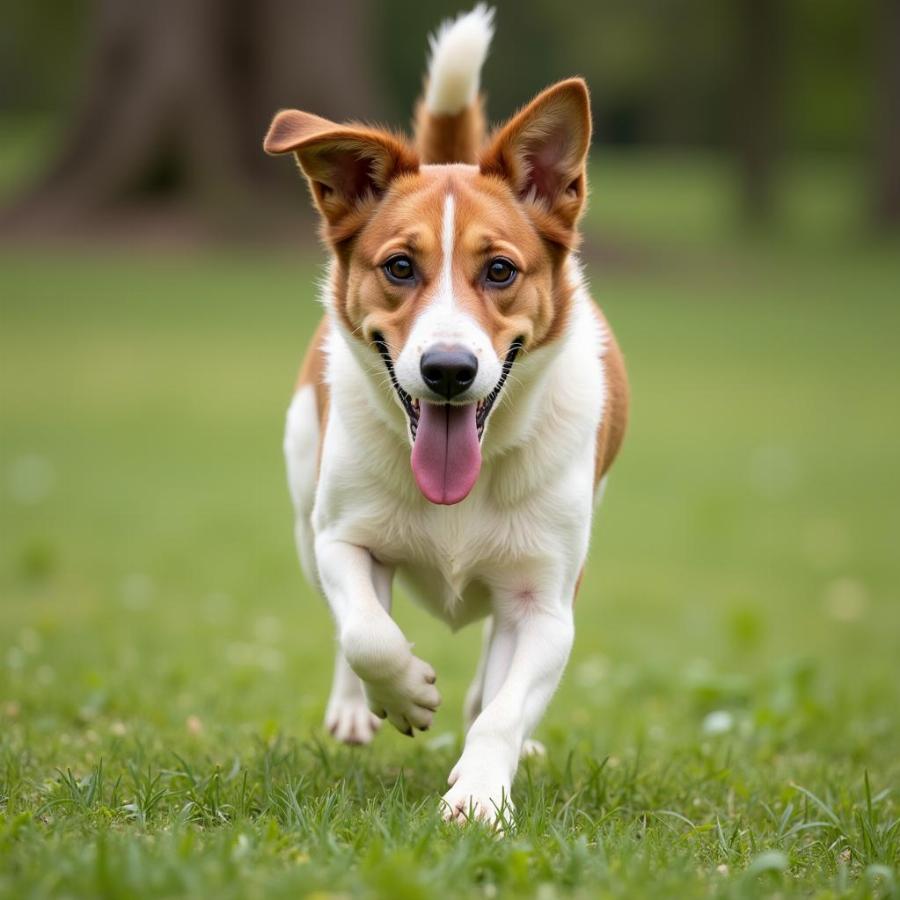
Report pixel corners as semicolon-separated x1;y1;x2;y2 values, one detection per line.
299;285;609;625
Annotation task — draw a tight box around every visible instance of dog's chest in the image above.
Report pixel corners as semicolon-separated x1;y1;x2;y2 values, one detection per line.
365;485;538;626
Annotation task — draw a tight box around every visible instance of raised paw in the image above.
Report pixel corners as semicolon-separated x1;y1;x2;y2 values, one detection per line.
324;697;381;745
364;655;441;736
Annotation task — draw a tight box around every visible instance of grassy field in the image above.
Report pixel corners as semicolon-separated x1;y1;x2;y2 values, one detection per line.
1;159;899;898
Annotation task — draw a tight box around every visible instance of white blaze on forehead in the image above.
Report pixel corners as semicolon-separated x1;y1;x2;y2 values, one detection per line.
392;188;501;400
436;192;456;310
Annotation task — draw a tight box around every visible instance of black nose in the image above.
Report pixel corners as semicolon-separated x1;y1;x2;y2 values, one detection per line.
420;346;478;400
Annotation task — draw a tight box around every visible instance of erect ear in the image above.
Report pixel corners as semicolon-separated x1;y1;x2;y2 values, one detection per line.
480;79;592;236
264;110;419;238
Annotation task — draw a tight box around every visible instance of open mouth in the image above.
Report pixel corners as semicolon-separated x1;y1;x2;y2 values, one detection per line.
372;334;523;505
372;334;522;441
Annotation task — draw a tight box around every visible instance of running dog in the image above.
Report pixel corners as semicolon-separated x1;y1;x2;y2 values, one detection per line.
265;4;628;824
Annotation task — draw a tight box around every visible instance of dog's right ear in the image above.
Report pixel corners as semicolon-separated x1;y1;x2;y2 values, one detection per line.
264;111;419;241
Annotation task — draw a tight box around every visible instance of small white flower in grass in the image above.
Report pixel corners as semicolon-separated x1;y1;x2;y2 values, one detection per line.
702;710;734;736
110;720;127;736
749;444;797;499
121;573;154;610
186;714;203;735
575;654;609;688
18;628;42;654
225;642;283;672
232;833;251;860
803;517;850;569
823;577;868;622
253;616;283;643
746;850;788;876
717;864;729;875
204;592;234;623
7;454;56;505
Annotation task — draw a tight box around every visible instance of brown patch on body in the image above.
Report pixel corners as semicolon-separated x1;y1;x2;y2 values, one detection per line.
592;306;629;486
294;317;331;462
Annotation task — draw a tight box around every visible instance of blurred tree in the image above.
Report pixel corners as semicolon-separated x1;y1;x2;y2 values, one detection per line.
733;0;782;226
3;0;382;234
873;0;900;228
1;0;883;237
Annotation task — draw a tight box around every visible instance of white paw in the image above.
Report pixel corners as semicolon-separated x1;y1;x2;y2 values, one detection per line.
521;738;546;758
364;655;441;736
324;697;381;745
440;775;513;826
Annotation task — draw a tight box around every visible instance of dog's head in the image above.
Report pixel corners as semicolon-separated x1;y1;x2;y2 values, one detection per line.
265;79;591;505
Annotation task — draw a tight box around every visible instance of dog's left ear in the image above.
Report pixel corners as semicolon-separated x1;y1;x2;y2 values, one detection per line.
480;78;591;237
264;110;419;240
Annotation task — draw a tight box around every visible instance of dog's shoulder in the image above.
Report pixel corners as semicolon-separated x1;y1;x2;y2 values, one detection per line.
592;304;629;486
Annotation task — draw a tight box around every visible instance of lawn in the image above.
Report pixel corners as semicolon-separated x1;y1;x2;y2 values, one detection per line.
1;158;899;898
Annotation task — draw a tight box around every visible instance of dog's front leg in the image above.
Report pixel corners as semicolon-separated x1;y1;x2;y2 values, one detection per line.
442;595;574;825
315;535;441;735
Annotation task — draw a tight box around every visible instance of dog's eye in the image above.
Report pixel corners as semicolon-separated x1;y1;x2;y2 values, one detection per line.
485;257;517;287
383;255;416;284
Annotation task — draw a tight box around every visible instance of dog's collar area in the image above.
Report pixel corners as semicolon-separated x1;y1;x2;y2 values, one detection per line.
371;332;524;442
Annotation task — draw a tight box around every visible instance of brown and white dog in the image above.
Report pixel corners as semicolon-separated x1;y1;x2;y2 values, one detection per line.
265;5;627;824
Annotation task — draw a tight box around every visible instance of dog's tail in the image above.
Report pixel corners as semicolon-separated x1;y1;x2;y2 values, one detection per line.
414;4;495;165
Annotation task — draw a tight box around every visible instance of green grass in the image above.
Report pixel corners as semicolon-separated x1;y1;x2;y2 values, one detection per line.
1;159;899;898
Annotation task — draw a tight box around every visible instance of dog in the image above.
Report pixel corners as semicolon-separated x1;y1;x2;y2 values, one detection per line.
265;4;628;824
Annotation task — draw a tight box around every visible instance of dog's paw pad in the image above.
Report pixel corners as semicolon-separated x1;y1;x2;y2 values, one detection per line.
364;655;441;735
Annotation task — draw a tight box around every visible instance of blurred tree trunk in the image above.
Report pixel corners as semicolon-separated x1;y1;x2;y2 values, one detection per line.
3;0;382;234
873;0;900;229
734;0;782;227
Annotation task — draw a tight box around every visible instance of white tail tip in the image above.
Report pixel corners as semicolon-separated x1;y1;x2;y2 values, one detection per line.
425;4;495;115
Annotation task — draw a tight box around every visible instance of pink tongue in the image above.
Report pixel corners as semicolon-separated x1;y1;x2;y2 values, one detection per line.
411;402;481;505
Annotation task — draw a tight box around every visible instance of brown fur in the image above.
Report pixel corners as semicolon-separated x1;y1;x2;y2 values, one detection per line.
415;97;485;164
592;307;629;485
318;161;584;367
270;76;627;498
264;110;419;246
480;80;592;240
294;317;331;464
